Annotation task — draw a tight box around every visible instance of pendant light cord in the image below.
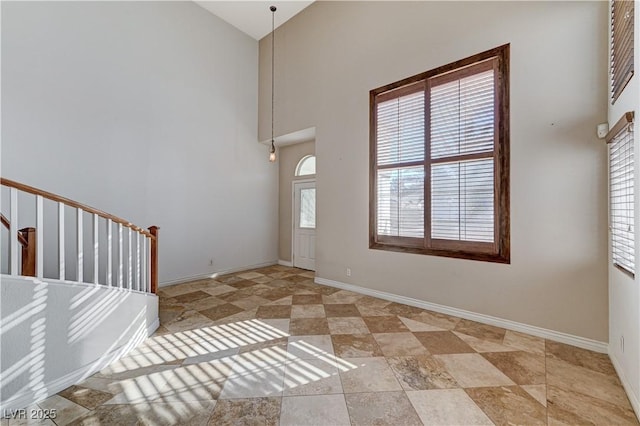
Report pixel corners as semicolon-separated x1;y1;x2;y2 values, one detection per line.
271;6;276;147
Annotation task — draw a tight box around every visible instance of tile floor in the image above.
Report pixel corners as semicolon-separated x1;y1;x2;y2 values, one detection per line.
8;265;639;425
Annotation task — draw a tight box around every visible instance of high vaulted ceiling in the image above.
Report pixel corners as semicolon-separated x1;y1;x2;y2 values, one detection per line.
194;1;314;40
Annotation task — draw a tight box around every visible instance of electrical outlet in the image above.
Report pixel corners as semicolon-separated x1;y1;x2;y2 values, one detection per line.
346;267;351;277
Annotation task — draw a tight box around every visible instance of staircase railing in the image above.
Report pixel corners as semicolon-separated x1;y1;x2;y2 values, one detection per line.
1;178;158;294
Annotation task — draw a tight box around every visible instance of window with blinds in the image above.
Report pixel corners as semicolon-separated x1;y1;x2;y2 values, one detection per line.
608;112;635;276
370;45;510;263
611;0;634;104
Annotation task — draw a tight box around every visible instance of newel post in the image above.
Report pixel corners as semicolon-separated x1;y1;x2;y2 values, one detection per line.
20;227;36;277
148;226;159;294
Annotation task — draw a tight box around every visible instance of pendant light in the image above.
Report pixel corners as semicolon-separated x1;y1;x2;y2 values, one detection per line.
269;5;277;162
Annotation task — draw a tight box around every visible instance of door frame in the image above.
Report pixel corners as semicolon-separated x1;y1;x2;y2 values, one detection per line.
291;178;316;268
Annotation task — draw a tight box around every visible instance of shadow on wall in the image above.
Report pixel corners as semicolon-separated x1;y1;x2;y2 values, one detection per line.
0;277;158;411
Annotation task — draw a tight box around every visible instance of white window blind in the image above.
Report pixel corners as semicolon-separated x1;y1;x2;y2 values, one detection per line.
376;89;425;238
429;67;496;243
611;0;634;103
610;119;635;274
377;91;425;165
431;70;495;159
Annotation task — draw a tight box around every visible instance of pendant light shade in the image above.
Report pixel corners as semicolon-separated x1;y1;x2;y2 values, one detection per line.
269;5;277;163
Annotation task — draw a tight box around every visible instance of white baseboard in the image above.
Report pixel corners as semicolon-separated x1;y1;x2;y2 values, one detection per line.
278;260;293;267
609;351;640;420
1;318;159;412
159;261;278;287
315;276;608;354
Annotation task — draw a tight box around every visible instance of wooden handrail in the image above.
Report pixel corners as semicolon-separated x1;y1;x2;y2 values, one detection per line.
1;178;156;239
1;213;29;247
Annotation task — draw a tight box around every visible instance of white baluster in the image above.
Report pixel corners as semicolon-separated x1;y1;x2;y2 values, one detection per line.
9;188;18;275
127;227;132;290
107;219;113;286
147;236;152;293
93;214;99;284
118;224;123;288
59;203;65;280
76;209;83;282
142;236;147;293
36;195;44;278
136;232;141;291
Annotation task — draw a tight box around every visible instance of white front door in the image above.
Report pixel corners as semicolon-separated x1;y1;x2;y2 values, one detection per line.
293;180;316;271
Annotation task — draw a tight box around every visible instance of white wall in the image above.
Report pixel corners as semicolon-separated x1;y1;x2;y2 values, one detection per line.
0;277;158;410
608;0;640;416
258;1;609;342
1;1;278;285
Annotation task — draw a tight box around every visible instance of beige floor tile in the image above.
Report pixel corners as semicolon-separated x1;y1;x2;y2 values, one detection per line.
521;384;547;407
345;391;422;426
373;332;429;357
283;358;343;395
465;386;546;425
218;350;287;399
287;335;335;360
324;304;361;317
237;272;265;280
399;316;446;332
164;311;214;333
546;340;617;375
453;331;519;353
331;334;383;358
255;305;292;319
387;355;458;390
453;319;506;343
267;295;293;305
36;395;89;426
292;294;323;305
280;395;350;426
410;311;460;330
413;331;475;355
230;295;271;311
71;401;216;426
291;304;325;318
149;359;235;402
200;284;238;297
289;318;330;335
328;317;369;334
434;353;515;388
322;291;363;304
256;318;290;335
482;351;546;385
363;316;409;333
339;357;402;393
208;398;280;426
547;357;633;408
57;385;114;410
502;330;545;355
547;384;638;425
406;389;494;426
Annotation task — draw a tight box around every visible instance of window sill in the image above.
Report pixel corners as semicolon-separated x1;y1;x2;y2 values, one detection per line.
369;242;510;264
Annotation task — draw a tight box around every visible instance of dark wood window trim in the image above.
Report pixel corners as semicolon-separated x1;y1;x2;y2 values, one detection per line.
369;44;510;263
611;0;634;104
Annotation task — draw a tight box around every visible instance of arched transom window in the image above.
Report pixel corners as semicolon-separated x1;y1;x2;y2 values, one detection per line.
295;155;316;176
